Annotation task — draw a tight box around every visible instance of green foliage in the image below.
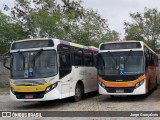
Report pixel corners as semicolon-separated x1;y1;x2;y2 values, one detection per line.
0;88;9;92
100;30;120;43
124;8;160;50
3;0;119;48
125;25;144;41
0;12;28;54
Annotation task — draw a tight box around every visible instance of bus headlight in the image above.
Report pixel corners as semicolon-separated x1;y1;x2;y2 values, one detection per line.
45;82;58;93
139;80;144;85
10;87;15;94
99;81;106;88
135;82;140;88
135;80;144;89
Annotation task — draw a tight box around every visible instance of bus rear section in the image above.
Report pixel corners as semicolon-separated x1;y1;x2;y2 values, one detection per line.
97;41;158;96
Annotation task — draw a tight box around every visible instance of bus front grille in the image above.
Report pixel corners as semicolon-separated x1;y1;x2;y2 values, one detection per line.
14;92;45;99
105;87;134;93
12;79;47;86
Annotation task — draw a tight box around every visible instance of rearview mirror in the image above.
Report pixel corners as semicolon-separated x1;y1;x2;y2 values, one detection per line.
3;52;11;70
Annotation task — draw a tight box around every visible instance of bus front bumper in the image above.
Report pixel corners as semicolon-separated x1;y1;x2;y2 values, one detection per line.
98;80;146;95
10;88;61;101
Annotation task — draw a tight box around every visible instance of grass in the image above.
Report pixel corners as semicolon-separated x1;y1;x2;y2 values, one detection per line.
0;88;9;92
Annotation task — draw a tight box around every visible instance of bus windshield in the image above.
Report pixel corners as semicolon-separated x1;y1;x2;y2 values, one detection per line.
98;51;144;75
11;50;58;79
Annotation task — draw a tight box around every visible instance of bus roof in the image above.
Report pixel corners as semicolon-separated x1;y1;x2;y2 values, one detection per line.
102;40;142;44
13;38;98;51
15;38;50;42
100;40;157;56
60;40;98;51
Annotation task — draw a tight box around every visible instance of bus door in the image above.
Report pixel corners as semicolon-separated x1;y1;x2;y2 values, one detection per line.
84;51;96;91
59;52;72;98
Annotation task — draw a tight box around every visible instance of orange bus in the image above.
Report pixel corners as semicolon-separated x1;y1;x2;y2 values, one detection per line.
97;41;158;97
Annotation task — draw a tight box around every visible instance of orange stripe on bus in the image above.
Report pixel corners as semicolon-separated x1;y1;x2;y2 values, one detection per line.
98;75;145;88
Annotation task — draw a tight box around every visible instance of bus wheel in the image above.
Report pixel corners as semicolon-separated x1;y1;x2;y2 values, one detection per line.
110;95;115;98
72;83;84;102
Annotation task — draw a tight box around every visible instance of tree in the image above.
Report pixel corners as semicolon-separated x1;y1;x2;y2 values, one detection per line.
100;30;120;42
0;12;28;54
68;9;110;46
124;8;160;50
2;0;119;47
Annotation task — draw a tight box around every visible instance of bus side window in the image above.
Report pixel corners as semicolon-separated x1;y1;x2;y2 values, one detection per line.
145;53;149;69
84;51;93;66
59;53;71;78
73;49;83;66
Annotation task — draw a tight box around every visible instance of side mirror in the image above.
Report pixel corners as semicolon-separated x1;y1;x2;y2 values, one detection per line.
3;52;11;70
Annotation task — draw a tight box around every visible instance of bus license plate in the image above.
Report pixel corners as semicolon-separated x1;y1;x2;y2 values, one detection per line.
116;89;124;93
25;95;33;99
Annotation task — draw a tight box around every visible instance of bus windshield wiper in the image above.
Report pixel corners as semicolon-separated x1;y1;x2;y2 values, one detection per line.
18;50;25;70
108;51;117;64
125;50;132;63
32;49;43;67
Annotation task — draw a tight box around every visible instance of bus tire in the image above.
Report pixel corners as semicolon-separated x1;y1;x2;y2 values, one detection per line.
110;95;115;98
72;83;84;102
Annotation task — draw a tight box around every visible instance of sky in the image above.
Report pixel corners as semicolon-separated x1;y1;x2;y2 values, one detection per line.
1;0;160;39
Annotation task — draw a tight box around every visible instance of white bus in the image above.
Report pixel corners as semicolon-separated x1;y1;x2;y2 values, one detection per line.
4;38;98;101
97;41;158;97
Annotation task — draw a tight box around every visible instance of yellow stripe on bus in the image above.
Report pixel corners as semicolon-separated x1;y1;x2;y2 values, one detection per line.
16;38;50;42
98;75;145;88
10;82;51;92
70;43;83;48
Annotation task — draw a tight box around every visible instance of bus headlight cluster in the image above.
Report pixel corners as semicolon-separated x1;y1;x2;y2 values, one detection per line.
45;82;58;94
99;81;106;88
135;80;144;89
10;87;15;94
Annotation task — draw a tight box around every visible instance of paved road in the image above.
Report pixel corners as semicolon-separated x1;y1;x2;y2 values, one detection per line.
0;86;160;119
0;88;160;111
